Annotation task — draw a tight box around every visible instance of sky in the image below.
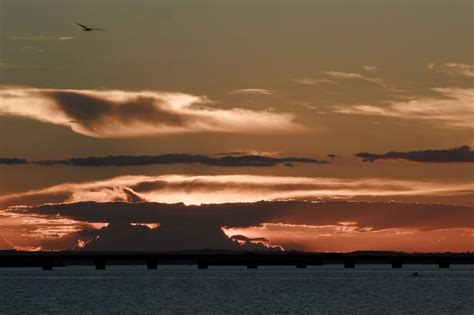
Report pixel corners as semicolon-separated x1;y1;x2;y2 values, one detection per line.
0;0;473;252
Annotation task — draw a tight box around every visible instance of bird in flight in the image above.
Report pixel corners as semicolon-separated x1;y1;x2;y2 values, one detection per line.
75;22;103;32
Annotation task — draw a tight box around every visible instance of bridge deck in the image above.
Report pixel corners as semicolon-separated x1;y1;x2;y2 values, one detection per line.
0;251;472;269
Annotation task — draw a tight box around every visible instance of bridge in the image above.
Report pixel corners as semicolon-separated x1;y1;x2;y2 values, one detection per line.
1;251;473;270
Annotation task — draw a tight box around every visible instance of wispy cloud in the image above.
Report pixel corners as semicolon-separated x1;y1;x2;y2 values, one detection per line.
10;34;73;41
292;78;336;86
0;61;18;69
229;88;274;95
20;46;46;53
356;145;474;163
323;70;387;88
336;87;474;129
362;65;377;72
427;62;474;78
0;87;305;138
0;60;33;69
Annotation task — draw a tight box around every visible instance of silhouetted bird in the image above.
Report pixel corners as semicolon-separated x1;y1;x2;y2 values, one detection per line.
75;22;103;32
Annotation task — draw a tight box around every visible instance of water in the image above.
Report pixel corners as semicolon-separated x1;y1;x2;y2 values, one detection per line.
0;265;473;314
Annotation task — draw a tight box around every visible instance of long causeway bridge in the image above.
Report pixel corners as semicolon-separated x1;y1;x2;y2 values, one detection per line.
1;251;473;270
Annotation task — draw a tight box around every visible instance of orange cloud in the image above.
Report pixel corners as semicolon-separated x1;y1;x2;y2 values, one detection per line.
0;87;304;138
0;209;106;251
1;174;472;208
224;223;474;252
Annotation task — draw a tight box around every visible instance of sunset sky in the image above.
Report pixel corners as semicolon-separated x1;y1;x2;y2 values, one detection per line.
0;0;473;252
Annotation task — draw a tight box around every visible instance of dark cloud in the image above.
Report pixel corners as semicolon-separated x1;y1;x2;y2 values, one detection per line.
46;91;190;131
82;222;242;252
230;235;269;242
356;145;474;163
0;158;28;165
128;179;339;195
29;200;474;232
33;154;327;167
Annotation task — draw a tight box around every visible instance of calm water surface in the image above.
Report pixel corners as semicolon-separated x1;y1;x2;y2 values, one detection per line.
0;265;473;314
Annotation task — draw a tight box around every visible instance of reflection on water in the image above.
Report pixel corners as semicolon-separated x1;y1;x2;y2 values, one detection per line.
0;265;473;314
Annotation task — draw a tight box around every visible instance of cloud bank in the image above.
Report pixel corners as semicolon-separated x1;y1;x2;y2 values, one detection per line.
2;200;473;252
356;145;474;163
27;200;473;232
0;87;304;138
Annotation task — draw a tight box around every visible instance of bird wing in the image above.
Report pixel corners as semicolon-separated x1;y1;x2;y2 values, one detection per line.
75;22;89;30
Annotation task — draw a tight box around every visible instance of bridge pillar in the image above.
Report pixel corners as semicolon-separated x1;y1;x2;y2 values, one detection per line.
344;261;355;268
197;259;208;269
95;257;107;270
146;257;159;269
391;261;403;268
439;262;450;268
42;260;53;270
